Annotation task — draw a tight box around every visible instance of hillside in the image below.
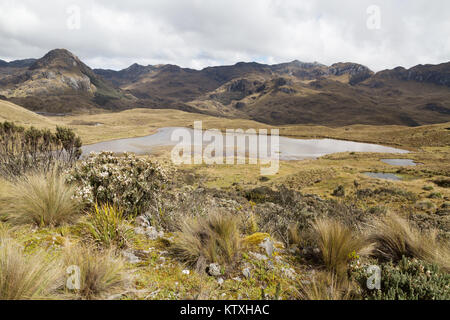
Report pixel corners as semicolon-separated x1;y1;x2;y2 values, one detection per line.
0;99;56;127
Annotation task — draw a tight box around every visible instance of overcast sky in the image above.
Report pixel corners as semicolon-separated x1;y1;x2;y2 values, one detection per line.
0;0;448;71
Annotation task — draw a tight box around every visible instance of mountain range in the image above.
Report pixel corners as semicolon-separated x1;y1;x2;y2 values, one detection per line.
0;48;449;126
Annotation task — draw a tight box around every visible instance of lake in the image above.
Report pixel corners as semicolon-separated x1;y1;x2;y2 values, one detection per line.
82;127;409;161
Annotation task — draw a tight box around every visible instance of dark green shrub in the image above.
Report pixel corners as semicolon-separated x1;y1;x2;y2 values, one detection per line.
353;257;450;300
0;121;82;178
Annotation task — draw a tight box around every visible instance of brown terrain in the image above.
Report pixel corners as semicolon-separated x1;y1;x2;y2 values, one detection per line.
0;48;449;126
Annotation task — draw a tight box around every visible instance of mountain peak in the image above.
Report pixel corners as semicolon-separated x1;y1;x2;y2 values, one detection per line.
29;48;82;71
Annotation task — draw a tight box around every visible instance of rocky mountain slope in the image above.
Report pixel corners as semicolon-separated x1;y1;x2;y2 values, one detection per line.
0;48;449;126
0;49;134;113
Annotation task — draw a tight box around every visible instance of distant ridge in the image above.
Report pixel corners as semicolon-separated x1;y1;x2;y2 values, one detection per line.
0;48;449;126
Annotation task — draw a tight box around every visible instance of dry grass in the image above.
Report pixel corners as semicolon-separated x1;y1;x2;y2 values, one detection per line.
0;230;63;300
297;271;356;300
170;213;242;272
312;218;369;277
369;212;450;271
4;169;82;227
62;244;127;300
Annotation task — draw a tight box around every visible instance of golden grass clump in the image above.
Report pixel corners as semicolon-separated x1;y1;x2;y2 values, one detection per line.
81;204;133;249
369;212;450;271
4;169;81;227
62;244;127;300
312;218;368;276
170;213;241;272
297;271;356;300
0;231;63;300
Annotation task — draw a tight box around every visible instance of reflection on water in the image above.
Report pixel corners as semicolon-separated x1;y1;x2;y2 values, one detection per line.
381;159;417;166
363;172;402;181
82;127;409;161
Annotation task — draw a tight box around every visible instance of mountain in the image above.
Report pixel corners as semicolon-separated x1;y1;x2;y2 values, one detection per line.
0;49;134;113
0;48;449;126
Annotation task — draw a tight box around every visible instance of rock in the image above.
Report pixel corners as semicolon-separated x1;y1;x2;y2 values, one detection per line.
217;278;224;285
182;269;190;275
282;267;296;280
135;215;150;227
123;250;141;264
135;225;164;240
249;252;268;261
259;238;275;257
242;267;251;279
207;263;222;277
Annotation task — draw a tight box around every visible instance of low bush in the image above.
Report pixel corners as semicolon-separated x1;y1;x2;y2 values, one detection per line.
68;152;169;216
4;169;82;227
170;213;241;273
0;121;81;179
352;257;450;300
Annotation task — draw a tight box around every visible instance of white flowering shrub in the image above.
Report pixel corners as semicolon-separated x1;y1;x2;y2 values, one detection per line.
67;152;169;216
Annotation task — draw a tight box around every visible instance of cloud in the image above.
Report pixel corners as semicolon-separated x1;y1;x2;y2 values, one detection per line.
0;0;448;71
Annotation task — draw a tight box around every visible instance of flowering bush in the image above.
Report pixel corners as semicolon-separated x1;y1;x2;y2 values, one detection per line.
68;152;169;215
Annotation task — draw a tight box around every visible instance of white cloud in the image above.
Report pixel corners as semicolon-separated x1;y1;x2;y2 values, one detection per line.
0;0;448;71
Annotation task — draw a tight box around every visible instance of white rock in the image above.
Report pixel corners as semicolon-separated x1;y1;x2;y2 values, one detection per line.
208;263;222;277
259;238;275;257
249;252;268;261
182;269;190;275
217;277;224;285
242;267;251;279
122;250;140;264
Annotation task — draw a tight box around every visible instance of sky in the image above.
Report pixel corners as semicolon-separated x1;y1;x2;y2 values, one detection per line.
0;0;448;71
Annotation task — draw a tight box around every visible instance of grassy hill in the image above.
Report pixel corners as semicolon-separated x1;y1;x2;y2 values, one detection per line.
0;99;57;128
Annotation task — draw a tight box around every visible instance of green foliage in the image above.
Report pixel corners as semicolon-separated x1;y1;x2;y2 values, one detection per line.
81;204;133;249
68;152;169;216
0;121;82;178
353;257;450;300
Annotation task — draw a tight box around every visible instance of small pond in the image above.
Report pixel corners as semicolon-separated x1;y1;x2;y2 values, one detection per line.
363;172;402;181
381;159;417;166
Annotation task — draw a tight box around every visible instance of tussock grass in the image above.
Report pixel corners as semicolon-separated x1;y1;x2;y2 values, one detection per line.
369;212;450;271
170;213;241;272
297;271;356;300
0;231;63;300
62;244;127;300
312;218;369;276
81;204;133;249
4;169;81;227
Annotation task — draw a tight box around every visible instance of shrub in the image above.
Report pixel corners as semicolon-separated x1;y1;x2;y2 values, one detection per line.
0;121;81;179
312;218;369;277
68;152;168;216
170;213;241;273
368;213;450;271
62;244;127;300
4;169;82;227
81;204;133;249
0;232;63;300
353;257;450;300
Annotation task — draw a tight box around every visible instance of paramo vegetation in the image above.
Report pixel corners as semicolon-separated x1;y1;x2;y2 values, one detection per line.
0;120;449;300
